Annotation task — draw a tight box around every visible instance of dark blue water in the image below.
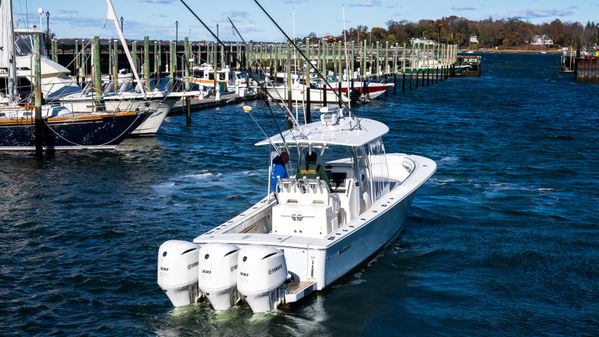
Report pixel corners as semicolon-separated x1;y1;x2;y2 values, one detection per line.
1;53;597;336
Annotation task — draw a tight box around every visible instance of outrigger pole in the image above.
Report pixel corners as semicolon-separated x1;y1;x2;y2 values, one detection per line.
178;0;304;150
253;0;354;117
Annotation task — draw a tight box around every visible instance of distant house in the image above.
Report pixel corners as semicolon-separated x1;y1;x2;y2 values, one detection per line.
531;34;554;46
469;35;479;44
410;37;437;45
321;34;336;43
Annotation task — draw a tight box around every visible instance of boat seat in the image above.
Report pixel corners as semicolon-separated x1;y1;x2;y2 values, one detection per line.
276;178;332;206
272;178;340;238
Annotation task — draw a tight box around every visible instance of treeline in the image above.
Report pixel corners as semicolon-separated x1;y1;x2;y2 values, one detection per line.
308;17;599;48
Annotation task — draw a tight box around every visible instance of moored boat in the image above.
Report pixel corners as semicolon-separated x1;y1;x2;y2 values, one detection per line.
0;106;149;151
0;0;149;152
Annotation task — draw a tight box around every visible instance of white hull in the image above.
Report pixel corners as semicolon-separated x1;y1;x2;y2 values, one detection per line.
13;55;81;101
58;92;183;136
193;154;435;292
266;85;349;104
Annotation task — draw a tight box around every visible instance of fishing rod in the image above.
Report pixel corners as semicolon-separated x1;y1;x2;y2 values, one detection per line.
180;0;301;151
227;16;300;121
227;16;304;162
253;0;355;119
227;16;307;131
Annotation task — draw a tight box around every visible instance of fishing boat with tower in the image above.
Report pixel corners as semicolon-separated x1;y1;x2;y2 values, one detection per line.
156;0;436;314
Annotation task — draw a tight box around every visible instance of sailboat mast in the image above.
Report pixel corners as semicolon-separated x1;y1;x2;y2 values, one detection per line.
105;0;145;95
1;0;18;103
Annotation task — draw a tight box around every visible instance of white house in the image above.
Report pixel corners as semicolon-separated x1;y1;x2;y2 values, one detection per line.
410;37;437;45
469;35;479;44
531;34;554;46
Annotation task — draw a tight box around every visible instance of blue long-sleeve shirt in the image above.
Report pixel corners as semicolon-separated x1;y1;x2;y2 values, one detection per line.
270;156;288;192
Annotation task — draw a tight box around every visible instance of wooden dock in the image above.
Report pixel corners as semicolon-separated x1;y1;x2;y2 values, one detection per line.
169;92;259;115
44;37;470;118
575;58;599;82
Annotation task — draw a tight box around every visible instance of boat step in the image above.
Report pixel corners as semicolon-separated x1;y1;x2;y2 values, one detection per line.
284;281;316;303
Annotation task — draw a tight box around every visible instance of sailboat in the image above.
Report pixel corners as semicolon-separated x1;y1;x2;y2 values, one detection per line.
56;0;199;136
0;0;148;151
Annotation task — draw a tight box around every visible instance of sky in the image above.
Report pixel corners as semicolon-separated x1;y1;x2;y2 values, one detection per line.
11;0;599;42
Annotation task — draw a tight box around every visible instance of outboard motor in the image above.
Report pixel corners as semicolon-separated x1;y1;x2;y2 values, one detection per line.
198;243;240;310
157;240;200;307
237;245;287;313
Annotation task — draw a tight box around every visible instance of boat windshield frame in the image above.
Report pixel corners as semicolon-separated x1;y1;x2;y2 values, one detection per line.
14;30;47;57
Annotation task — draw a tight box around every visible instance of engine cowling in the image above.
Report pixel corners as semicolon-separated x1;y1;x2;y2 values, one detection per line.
237;245;287;313
157;240;200;307
198;243;240;310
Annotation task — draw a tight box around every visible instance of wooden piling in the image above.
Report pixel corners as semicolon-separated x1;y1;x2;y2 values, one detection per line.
34;33;43;157
108;40;113;78
144;36;150;90
169;41;176;90
153;41;159;84
74;40;80;85
184;37;190;89
80;40;87;85
113;39;118;93
132;41;138;74
185;97;191;125
51;39;58;62
92;36;102;104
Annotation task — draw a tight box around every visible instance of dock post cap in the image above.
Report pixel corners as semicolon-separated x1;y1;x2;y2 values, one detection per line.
243;106;252;113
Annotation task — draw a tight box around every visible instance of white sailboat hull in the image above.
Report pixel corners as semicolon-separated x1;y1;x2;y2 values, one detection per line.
58;93;182;136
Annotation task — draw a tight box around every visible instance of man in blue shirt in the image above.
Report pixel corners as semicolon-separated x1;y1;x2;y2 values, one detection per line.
270;151;289;192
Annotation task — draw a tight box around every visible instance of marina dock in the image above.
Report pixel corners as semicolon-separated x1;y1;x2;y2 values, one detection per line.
43;37;471;114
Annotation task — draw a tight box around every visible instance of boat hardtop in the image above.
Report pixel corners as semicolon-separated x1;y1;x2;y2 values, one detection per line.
255;108;389;147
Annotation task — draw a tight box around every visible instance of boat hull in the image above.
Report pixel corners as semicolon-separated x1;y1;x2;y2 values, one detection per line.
194;154;435;294
0;111;147;151
265;85;349;103
58;94;180;136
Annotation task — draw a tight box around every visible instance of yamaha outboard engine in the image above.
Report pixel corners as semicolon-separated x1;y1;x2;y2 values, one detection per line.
237;245;287;313
198;243;240;310
157;240;200;307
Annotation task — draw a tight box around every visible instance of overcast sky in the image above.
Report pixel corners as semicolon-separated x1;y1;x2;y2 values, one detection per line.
12;0;599;41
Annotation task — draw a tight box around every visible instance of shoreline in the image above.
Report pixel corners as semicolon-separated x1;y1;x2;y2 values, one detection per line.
462;49;562;54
